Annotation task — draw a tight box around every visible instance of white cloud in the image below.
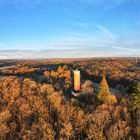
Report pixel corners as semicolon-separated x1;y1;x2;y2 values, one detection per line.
0;50;100;59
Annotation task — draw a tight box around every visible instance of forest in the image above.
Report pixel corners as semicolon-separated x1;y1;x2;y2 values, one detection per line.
0;58;140;140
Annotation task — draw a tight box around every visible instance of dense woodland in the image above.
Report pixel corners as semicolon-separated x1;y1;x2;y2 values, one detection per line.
0;58;140;140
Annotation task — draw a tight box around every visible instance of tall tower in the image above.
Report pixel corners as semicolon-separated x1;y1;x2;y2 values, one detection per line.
74;69;80;91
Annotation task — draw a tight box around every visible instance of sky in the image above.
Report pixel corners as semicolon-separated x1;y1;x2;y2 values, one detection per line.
0;0;140;58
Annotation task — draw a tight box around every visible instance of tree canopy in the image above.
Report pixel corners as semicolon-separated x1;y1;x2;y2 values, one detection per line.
132;82;140;110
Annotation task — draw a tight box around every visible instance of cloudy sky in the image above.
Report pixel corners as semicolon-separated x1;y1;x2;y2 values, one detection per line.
0;0;140;58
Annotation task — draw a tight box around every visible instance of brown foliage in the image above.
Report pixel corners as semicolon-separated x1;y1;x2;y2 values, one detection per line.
0;60;138;139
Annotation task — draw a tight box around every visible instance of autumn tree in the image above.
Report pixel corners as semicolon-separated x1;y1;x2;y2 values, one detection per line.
97;74;110;103
80;80;95;103
51;70;58;78
86;109;111;140
106;120;130;140
44;70;51;77
81;80;94;95
0;109;11;139
97;74;117;105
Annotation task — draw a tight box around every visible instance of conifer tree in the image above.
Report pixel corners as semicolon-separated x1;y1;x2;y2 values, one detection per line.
97;74;110;103
132;82;140;110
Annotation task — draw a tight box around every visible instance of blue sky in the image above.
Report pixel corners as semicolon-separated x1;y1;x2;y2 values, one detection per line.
0;0;140;58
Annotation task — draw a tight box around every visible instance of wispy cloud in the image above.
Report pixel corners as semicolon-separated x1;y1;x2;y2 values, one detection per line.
0;0;45;8
0;0;139;58
95;25;140;52
78;0;140;10
0;0;139;9
67;22;140;50
0;0;69;8
23;25;137;59
1;21;139;58
0;49;105;59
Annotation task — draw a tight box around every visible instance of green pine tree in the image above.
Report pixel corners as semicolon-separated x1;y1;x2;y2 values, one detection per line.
132;82;140;110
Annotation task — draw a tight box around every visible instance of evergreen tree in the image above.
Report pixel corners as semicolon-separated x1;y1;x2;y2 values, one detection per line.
97;74;110;103
132;82;140;110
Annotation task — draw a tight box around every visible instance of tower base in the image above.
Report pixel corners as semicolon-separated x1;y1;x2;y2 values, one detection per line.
71;90;84;97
